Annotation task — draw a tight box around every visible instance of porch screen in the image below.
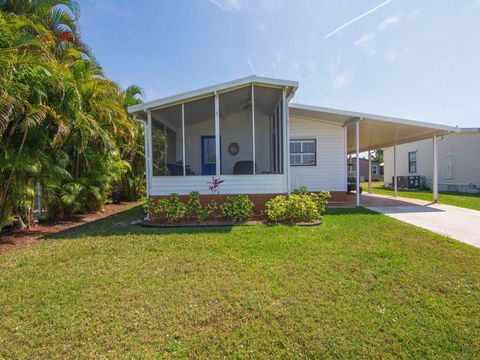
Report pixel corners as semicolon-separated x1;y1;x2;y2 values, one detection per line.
151;105;182;176
184;96;215;176
254;86;284;174
219;86;254;175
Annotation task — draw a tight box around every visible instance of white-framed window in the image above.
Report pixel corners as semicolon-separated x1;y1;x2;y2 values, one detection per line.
290;139;316;166
372;165;378;175
408;151;417;173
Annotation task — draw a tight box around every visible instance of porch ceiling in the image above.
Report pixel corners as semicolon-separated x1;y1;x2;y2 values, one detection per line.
290;104;460;153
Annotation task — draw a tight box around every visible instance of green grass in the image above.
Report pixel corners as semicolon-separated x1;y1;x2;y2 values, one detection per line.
362;181;480;211
1;206;479;358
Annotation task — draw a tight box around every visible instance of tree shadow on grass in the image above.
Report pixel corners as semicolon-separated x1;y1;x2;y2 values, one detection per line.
45;205;234;240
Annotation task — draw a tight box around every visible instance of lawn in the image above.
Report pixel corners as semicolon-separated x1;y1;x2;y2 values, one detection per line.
1;206;479;358
362;181;480;211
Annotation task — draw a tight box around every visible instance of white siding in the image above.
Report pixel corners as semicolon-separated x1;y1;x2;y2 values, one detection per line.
289;116;347;192
151;175;285;195
384;132;480;189
384;138;433;186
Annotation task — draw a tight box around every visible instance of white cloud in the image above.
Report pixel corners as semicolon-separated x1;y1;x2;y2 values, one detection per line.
333;70;353;89
207;0;283;11
387;49;397;62
355;15;401;53
208;0;246;11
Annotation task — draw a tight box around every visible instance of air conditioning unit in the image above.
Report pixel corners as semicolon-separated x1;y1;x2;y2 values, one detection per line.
392;176;426;189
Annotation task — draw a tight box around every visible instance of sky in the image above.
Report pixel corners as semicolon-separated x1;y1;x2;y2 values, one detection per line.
78;0;480;128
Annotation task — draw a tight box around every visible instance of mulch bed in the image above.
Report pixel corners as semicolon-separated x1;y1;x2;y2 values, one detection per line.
0;202;140;255
142;218;322;228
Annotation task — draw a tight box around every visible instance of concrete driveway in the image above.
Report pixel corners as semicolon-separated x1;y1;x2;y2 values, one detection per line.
352;193;480;248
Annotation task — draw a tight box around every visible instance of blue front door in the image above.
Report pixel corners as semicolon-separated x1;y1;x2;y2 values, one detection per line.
201;136;216;175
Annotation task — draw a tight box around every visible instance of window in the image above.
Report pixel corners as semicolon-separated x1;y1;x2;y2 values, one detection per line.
372;165;378;175
408;151;417;173
290;139;316;166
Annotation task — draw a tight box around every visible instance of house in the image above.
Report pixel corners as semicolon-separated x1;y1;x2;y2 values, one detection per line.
347;157;383;182
384;129;480;193
128;76;460;208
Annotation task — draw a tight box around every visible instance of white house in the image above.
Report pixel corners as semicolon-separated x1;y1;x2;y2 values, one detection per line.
384;129;480;193
128;76;459;207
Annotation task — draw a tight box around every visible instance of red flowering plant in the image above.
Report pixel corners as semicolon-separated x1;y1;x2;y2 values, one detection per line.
207;177;224;195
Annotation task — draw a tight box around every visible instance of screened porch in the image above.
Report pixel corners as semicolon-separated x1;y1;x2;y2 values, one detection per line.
130;77;298;195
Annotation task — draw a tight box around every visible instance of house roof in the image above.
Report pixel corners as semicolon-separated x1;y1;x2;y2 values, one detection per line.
128;76;299;116
460;128;480;133
290;103;461;153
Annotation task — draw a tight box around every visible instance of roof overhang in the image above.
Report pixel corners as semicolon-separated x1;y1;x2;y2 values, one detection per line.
128;76;299;116
290;103;461;153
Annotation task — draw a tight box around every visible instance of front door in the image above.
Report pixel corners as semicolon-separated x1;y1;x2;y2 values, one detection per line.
201;136;216;175
445;155;454;180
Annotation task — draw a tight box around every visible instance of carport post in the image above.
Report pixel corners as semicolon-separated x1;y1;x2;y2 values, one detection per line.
393;143;398;197
368;150;372;193
356;119;361;207
433;135;439;202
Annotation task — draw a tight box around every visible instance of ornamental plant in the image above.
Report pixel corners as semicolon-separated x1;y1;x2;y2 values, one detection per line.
158;193;188;223
264;195;289;223
207;177;224;195
187;192;217;221
265;188;330;224
187;192;202;217
197;200;218;221
286;194;319;223
220;195;254;223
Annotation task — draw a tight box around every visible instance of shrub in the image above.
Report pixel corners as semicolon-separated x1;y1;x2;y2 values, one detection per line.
286;194;319;223
264;195;289;223
144;197;155;216
187;192;202;217
158;193;188;223
197;200;218;221
220;195;254;223
292;187;330;216
310;191;330;216
265;190;330;224
292;186;310;196
186;192;218;221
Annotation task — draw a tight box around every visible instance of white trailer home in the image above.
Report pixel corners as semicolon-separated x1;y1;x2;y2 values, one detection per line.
128;76;459;208
384;129;480;193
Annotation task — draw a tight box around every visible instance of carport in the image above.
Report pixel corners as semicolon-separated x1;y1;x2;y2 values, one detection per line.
290;104;460;206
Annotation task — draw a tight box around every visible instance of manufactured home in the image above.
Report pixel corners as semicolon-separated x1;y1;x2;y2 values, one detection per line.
384;130;480;193
128;76;460;207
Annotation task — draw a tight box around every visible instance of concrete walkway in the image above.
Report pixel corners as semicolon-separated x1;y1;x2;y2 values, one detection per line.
357;193;480;248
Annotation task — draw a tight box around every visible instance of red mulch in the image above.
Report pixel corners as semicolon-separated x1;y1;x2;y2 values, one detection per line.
0;202;139;255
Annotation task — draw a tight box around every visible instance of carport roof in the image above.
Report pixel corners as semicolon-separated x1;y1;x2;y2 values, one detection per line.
290;103;461;153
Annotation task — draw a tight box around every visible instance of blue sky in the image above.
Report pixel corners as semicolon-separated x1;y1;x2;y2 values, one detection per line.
78;0;480;128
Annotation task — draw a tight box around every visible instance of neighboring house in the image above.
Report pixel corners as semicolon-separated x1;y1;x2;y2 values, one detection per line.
384;129;480;193
128;76;459;206
347;158;383;182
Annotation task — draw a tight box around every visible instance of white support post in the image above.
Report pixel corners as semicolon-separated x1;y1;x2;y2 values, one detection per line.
146;110;153;197
393;143;398;197
181;103;186;176
214;93;220;177
282;88;290;194
251;84;256;175
433;135;438;202
368;150;372;193
355;119;360;207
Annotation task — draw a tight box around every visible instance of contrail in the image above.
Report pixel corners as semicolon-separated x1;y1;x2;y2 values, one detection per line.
323;0;393;39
